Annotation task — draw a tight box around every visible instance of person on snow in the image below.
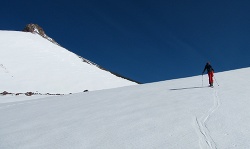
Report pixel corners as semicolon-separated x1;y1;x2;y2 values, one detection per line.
202;62;214;87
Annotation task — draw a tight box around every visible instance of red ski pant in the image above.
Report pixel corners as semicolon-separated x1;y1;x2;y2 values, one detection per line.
208;71;214;85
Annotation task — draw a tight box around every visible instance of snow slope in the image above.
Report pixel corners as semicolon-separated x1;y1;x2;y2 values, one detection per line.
0;31;136;94
1;67;250;148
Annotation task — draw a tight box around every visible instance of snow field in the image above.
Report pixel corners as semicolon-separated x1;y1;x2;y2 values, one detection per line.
1;67;250;148
1;31;250;148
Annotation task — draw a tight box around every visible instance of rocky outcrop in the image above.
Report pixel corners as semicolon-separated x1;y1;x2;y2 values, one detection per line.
23;23;60;46
0;91;65;96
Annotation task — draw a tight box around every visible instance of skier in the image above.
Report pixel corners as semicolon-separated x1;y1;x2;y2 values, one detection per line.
202;62;214;87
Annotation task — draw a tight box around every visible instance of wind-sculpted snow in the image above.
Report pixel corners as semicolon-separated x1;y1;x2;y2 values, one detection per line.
1;67;250;148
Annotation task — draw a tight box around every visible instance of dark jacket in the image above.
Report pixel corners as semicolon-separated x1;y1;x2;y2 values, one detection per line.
203;63;214;74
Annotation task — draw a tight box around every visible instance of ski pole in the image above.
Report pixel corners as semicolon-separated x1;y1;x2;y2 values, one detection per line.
214;76;219;86
202;75;203;87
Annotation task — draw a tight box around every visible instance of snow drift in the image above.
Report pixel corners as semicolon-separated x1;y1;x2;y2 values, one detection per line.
0;31;136;94
1;67;250;148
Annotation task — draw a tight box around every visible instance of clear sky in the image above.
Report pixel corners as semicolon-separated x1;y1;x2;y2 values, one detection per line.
1;0;250;83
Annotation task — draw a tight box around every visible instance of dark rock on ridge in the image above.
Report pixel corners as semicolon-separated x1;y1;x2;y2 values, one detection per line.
23;23;60;46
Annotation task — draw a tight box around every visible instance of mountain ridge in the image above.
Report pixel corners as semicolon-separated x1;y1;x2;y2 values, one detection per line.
22;23;140;84
0;30;137;93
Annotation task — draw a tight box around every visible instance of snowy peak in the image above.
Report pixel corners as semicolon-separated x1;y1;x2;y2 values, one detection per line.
0;31;137;94
23;23;60;46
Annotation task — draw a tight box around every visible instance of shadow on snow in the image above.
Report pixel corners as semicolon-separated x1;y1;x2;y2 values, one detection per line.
170;86;208;91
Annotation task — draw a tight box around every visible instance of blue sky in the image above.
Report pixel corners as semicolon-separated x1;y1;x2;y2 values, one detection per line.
1;0;250;83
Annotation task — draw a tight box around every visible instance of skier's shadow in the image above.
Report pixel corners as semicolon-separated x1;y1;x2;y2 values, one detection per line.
170;86;207;91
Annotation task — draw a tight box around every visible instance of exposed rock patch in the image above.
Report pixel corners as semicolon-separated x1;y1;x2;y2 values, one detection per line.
23;23;60;46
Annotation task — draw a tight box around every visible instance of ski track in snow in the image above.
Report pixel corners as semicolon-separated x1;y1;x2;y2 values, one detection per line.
195;88;220;149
